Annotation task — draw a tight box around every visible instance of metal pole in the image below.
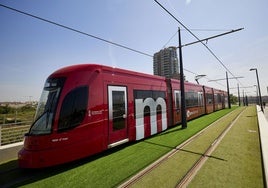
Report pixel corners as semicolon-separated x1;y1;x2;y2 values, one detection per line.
255;69;263;112
237;83;240;106
255;85;259;105
226;72;231;109
178;27;187;129
243;90;245;106
0;124;1;146
250;68;263;112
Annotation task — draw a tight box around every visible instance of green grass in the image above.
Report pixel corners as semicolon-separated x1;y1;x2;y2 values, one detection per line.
0;106;35;124
0;107;237;188
129;107;245;187
0;106;34;145
188;106;264;187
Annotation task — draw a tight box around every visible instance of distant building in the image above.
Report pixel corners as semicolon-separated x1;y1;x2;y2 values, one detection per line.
153;46;180;79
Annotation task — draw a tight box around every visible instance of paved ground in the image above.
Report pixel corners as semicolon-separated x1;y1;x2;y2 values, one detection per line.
264;107;268;120
257;105;268;187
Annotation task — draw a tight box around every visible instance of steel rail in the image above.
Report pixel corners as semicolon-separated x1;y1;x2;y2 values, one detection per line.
119;108;243;187
176;107;246;187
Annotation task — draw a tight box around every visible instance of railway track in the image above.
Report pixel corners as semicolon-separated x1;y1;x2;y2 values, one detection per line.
0;108;245;188
175;107;245;187
119;107;246;188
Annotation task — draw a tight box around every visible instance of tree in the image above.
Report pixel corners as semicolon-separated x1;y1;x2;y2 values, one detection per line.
0;104;13;114
229;94;238;105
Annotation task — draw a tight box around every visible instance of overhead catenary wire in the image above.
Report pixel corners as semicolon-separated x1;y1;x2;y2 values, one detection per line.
161;32;230;88
180;28;243;48
162;29;234;48
181;67;226;88
162;30;178;48
181;29;235;32
153;0;244;87
0;3;153;58
0;3;231;90
161;30;235;88
161;34;226;88
186;70;226;87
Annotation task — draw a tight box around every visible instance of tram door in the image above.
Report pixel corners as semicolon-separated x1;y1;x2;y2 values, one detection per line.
108;86;128;147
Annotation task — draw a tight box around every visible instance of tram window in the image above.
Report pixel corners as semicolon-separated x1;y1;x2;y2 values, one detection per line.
206;94;213;104
58;86;88;132
185;91;198;107
218;94;222;102
112;90;125;130
134;90;166;101
198;92;204;106
214;94;222;103
174;91;180;110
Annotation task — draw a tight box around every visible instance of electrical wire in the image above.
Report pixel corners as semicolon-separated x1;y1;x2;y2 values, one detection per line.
0;3;233;89
181;29;234;32
182;68;226;88
0;3;153;58
162;30;178;48
153;0;244;87
162;29;233;48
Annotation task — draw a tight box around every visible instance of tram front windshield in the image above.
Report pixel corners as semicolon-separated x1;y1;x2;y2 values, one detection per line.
29;78;65;135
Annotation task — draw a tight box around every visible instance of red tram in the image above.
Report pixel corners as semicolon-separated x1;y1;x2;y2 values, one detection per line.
18;64;227;168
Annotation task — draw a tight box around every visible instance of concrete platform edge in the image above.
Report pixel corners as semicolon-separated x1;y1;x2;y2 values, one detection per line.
256;105;268;186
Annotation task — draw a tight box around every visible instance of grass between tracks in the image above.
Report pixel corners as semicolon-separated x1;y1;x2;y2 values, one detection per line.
130;106;245;188
188;106;264;187
1;107;237;187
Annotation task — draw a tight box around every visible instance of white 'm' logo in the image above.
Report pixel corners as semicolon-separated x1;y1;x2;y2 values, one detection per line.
135;97;167;140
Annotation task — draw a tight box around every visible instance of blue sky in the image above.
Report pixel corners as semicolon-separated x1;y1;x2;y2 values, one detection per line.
1;0;268;102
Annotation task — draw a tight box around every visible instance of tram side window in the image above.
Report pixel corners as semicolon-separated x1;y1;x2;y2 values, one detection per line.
174;91;180;111
214;94;222;104
185;91;198;107
198;92;204;107
206;94;213;104
218;94;222;103
58;86;88;132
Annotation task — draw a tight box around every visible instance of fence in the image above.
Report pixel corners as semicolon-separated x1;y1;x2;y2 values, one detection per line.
0;121;31;146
